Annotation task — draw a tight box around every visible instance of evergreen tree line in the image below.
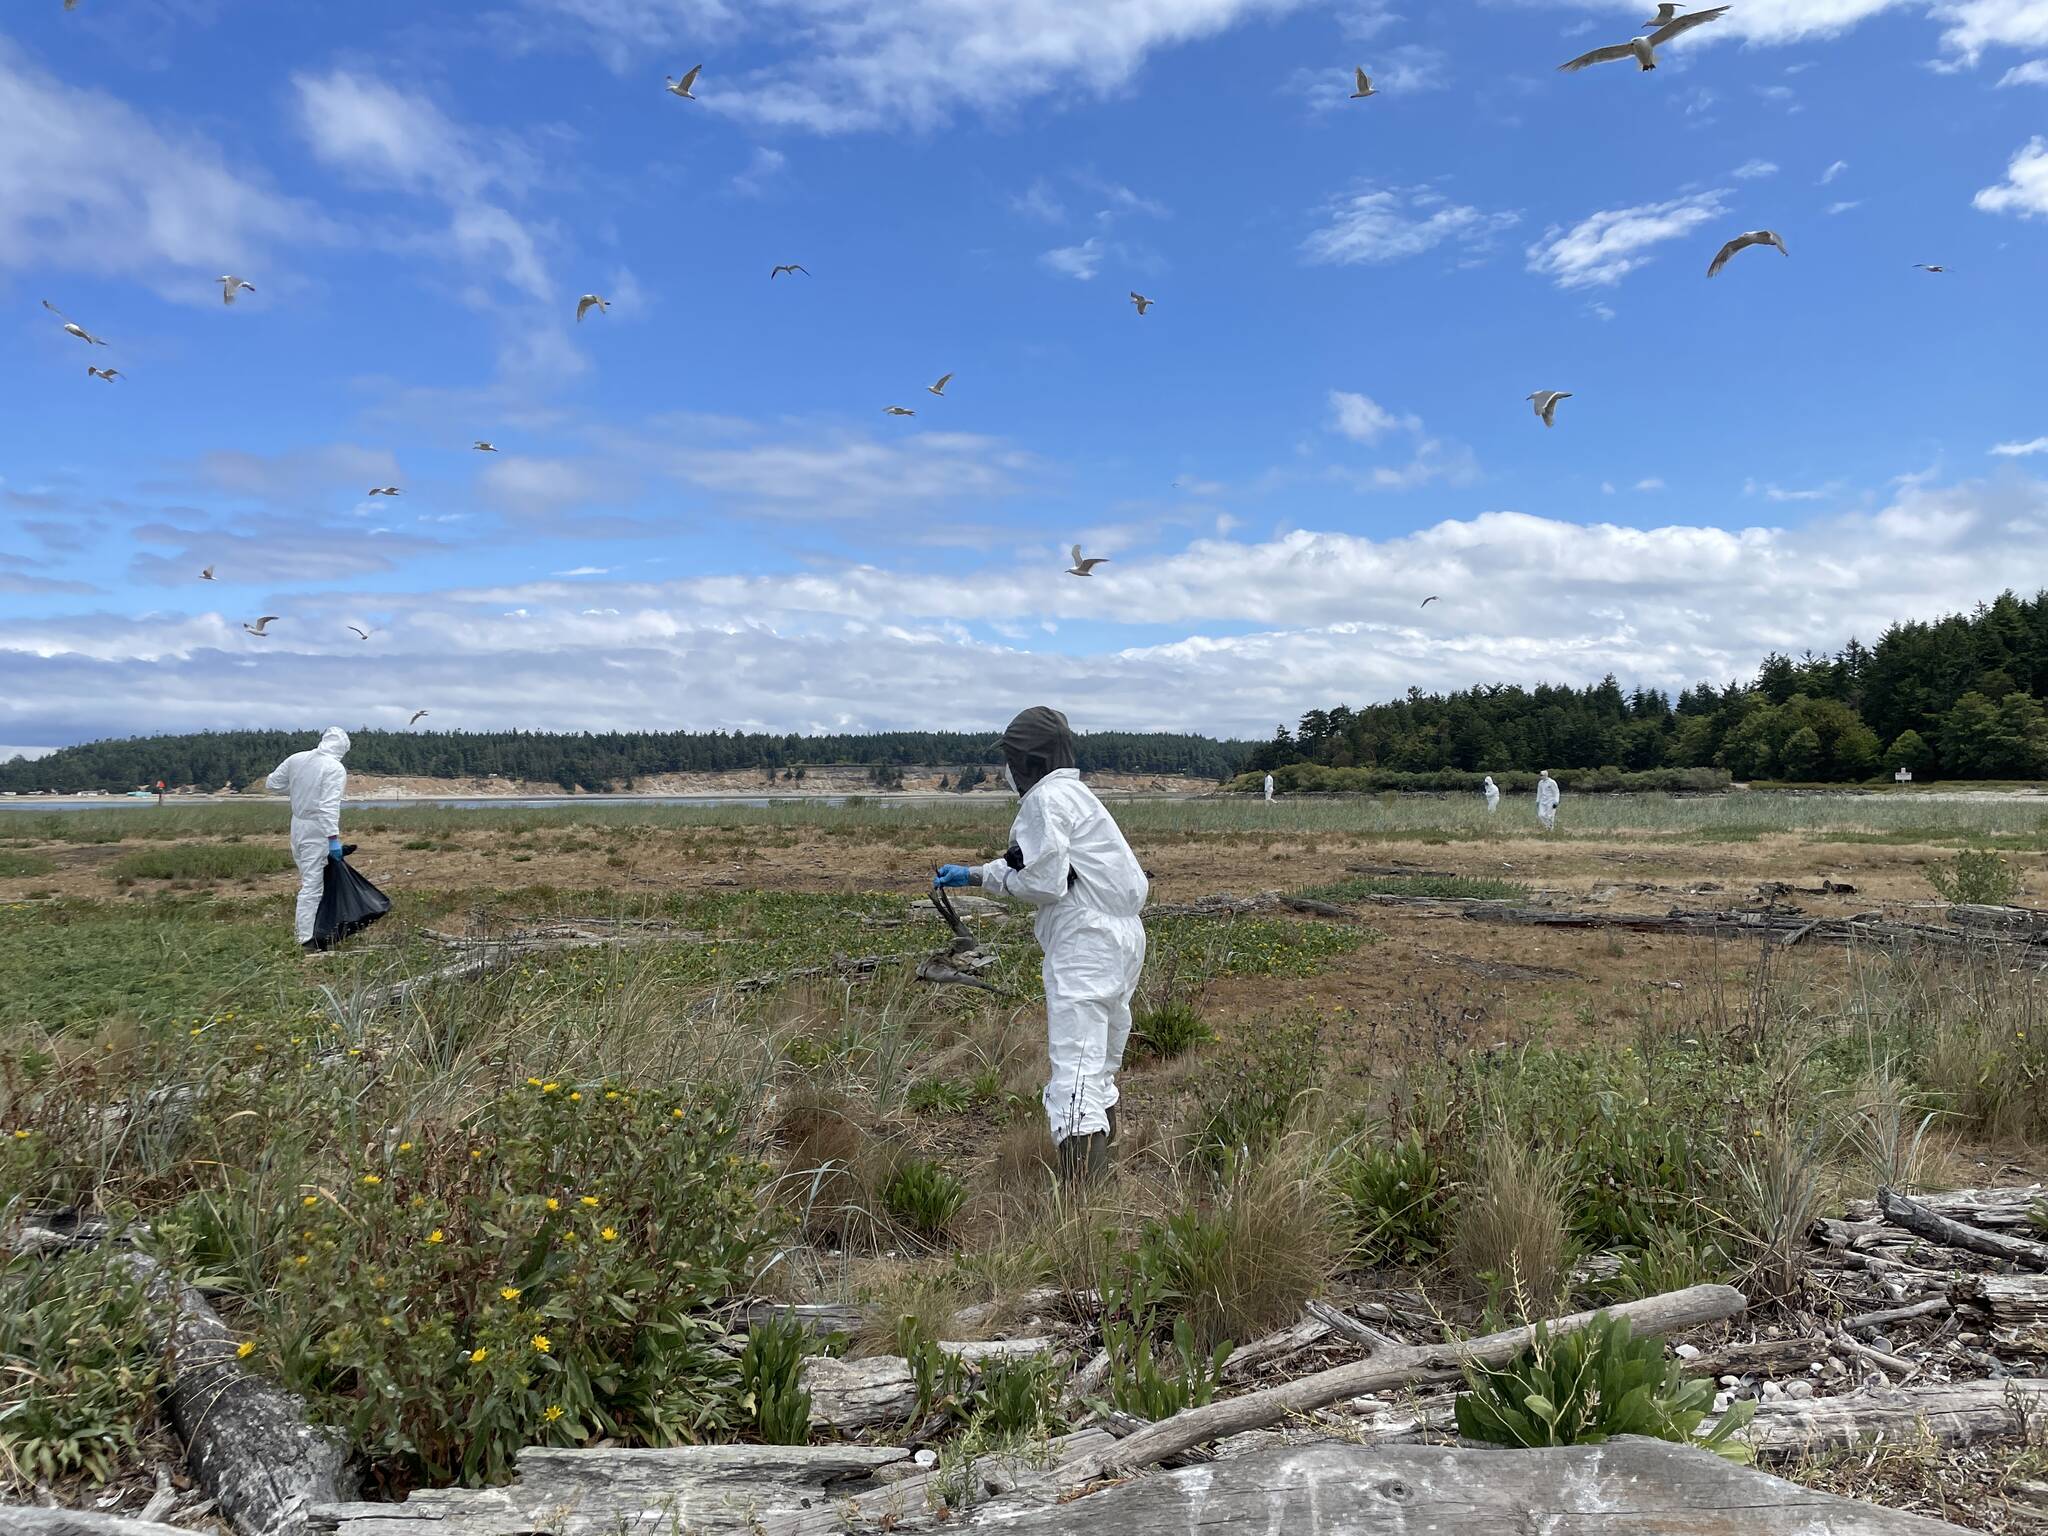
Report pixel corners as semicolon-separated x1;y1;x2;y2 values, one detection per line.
0;726;1252;794
1245;590;2048;784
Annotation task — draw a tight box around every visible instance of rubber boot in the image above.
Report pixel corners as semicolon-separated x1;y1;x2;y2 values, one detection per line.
1057;1131;1109;1185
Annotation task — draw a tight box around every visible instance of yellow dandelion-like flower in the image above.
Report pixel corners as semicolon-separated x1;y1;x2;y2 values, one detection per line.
469;1347;488;1364
290;1036;303;1046
563;1230;581;1244
541;1082;559;1094
600;1226;618;1243
500;1286;522;1301
568;1091;582;1103
236;1340;256;1359
379;1315;394;1328
470;1147;484;1160
189;1027;203;1037
294;1254;310;1267
579;1195;599;1208
543;1404;564;1423
398;1141;414;1152
545;1197;561;1213
527;1076;543;1088
347;1048;362;1058
302;1194;319;1208
671;1108;684;1120
427;1228;446;1245
361;1174;383;1186
605;1091;621;1101
11;1129;30;1141
531;1334;551;1353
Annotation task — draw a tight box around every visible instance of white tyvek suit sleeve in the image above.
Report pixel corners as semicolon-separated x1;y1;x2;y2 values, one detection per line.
976;792;1068;906
266;756;294;794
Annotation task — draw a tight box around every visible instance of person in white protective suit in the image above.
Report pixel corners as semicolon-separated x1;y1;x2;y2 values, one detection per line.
934;707;1148;1181
1263;773;1275;803
1483;775;1501;814
1536;769;1560;831
266;728;350;950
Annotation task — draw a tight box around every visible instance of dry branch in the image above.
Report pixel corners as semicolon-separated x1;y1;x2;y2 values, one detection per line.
1877;1188;2048;1271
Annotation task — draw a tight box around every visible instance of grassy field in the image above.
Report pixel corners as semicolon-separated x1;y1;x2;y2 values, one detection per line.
3;792;2046;1512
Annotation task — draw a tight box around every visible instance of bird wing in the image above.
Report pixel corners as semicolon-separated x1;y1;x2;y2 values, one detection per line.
1355;67;1370;90
348;626;368;639
1650;4;1730;43
1079;559;1109;573
679;65;701;91
410;710;429;725
1767;231;1789;255
41;299;68;322
1071;544;1084;566
1559;42;1639;71
1706;235;1749;277
577;295;600;320
932;373;953;392
201;567;214;579
221;281;236;304
1421;596;1439;607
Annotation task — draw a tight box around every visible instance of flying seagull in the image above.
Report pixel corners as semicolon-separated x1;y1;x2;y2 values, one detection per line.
1560;5;1729;71
201;566;216;581
42;299;106;345
665;65;702;99
770;263;809;279
218;276;255;305
346;625;371;640
1350;67;1377;99
884;405;917;417
408;709;430;727
473;440;497;451
1914;263;1946;273
1420;595;1440;608
576;294;609;321
87;366;120;382
243;616;280;636
1707;229;1789;277
1067;545;1109;577
367;486;402;496
928;372;954;397
1130;291;1154;316
1642;3;1685;23
1527;390;1572;427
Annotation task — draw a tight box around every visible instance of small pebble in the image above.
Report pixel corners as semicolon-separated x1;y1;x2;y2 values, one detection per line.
1674;1344;1700;1360
1719;1374;1740;1388
1712;1391;1734;1414
914;1449;938;1468
1761;1380;1784;1399
1785;1381;1815;1400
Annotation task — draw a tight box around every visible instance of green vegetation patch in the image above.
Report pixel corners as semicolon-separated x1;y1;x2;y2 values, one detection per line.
0;851;57;879
109;844;295;882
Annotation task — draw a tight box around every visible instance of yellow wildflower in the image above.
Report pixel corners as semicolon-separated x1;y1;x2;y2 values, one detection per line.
543;1404;564;1423
579;1195;600;1208
605;1091;621;1101
541;1082;559;1094
398;1141;414;1152
302;1194;319;1208
470;1148;484;1161
500;1286;522;1301
379;1315;394;1328
237;1340;256;1359
526;1077;543;1088
545;1197;561;1213
361;1173;383;1186
469;1347;488;1364
600;1226;618;1243
568;1091;582;1103
294;1254;310;1267
11;1129;29;1141
672;1108;684;1120
531;1334;551;1353
427;1228;445;1245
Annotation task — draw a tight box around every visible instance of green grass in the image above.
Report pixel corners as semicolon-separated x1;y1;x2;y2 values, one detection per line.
108;844;296;881
0;851;56;878
1303;873;1533;903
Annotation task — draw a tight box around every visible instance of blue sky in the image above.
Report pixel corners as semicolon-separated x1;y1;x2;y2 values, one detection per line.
4;0;2048;754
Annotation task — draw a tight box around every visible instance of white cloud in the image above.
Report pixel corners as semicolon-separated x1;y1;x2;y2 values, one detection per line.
0;42;319;287
1526;191;1725;289
1820;158;1850;183
1076;172;1169;221
731;146;787;196
1745;478;1840;502
1040;236;1105;280
1732;158;1781;179
1304;186;1520;266
10;475;2048;743
292;69;553;300
1999;58;2048;83
1324;393;1476;491
1635;478;1666;492
1992;436;2048;456
1827;199;1862;214
1011;177;1067;222
1327;391;1418;444
1975;136;2048;218
1939;0;2048;63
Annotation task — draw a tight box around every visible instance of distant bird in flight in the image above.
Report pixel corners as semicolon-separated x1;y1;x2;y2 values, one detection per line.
1527;390;1572;427
218;276;255;305
770;263;809;279
65;0;79;9
1560;5;1729;71
473;440;497;451
1130;292;1154;316
665;65;702;99
576;294;609;321
408;709;430;727
42;299;106;345
1068;545;1109;577
928;373;954;397
1642;3;1685;23
367;486;402;497
243;616;280;636
884;405;917;417
1914;263;1947;274
87;366;120;382
1350;67;1377;99
1420;595;1440;608
346;626;371;640
1708;229;1788;277
201;566;216;581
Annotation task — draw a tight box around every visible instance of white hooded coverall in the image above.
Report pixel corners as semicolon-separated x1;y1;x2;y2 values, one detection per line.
267;728;350;944
1536;774;1560;831
977;769;1149;1144
1263;774;1275;802
1483;777;1500;814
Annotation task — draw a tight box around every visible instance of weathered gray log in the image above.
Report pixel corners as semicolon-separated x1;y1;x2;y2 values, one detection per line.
0;1512;201;1536
1877;1187;2048;1271
310;1446;909;1536
1952;1273;2048;1345
1846;1185;2044;1227
801;1355;919;1432
106;1251;354;1536
1064;1283;1747;1482
1947;903;2048;939
1687;1335;1827;1381
1844;1297;1951;1332
728;1300;867;1337
1301;1298;1399;1353
956;1440;1976;1534
1218;1316;1331;1382
1742;1378;2048;1461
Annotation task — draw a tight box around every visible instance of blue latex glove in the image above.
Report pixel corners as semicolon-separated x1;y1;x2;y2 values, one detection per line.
933;864;974;889
328;836;344;860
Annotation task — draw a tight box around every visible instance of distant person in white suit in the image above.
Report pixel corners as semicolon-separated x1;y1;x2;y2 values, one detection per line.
1536;770;1560;831
266;727;350;949
1263;773;1275;803
1483;775;1500;814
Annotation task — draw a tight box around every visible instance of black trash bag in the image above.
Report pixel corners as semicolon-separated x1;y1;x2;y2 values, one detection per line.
310;853;390;951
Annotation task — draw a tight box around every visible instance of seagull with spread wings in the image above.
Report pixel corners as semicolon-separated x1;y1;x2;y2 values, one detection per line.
473;440;497;451
884;406;917;417
1067;545;1109;577
218;276;255;305
1527;390;1572;427
367;486;402;497
347;626;371;641
87;366;120;382
1708;229;1788;277
665;65;702;99
1420;596;1440;608
1914;263;1947;274
576;294;609;322
1560;5;1729;72
1130;292;1154;316
408;709;430;727
42;299;106;345
928;373;954;397
770;263;809;279
244;616;280;636
201;566;216;581
1350;67;1377;99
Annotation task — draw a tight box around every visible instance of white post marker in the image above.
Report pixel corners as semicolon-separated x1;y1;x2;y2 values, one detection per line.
1895;767;1914;783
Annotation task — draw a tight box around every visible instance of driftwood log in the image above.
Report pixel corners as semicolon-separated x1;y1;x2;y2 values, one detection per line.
1742;1378;2048;1460
1064;1283;1747;1482
1877;1188;2048;1271
954;1440;1976;1535
800;1342;1060;1432
1846;1185;2045;1228
0;1514;200;1536
1946;903;2048;939
312;1446;909;1536
1953;1274;2048;1346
